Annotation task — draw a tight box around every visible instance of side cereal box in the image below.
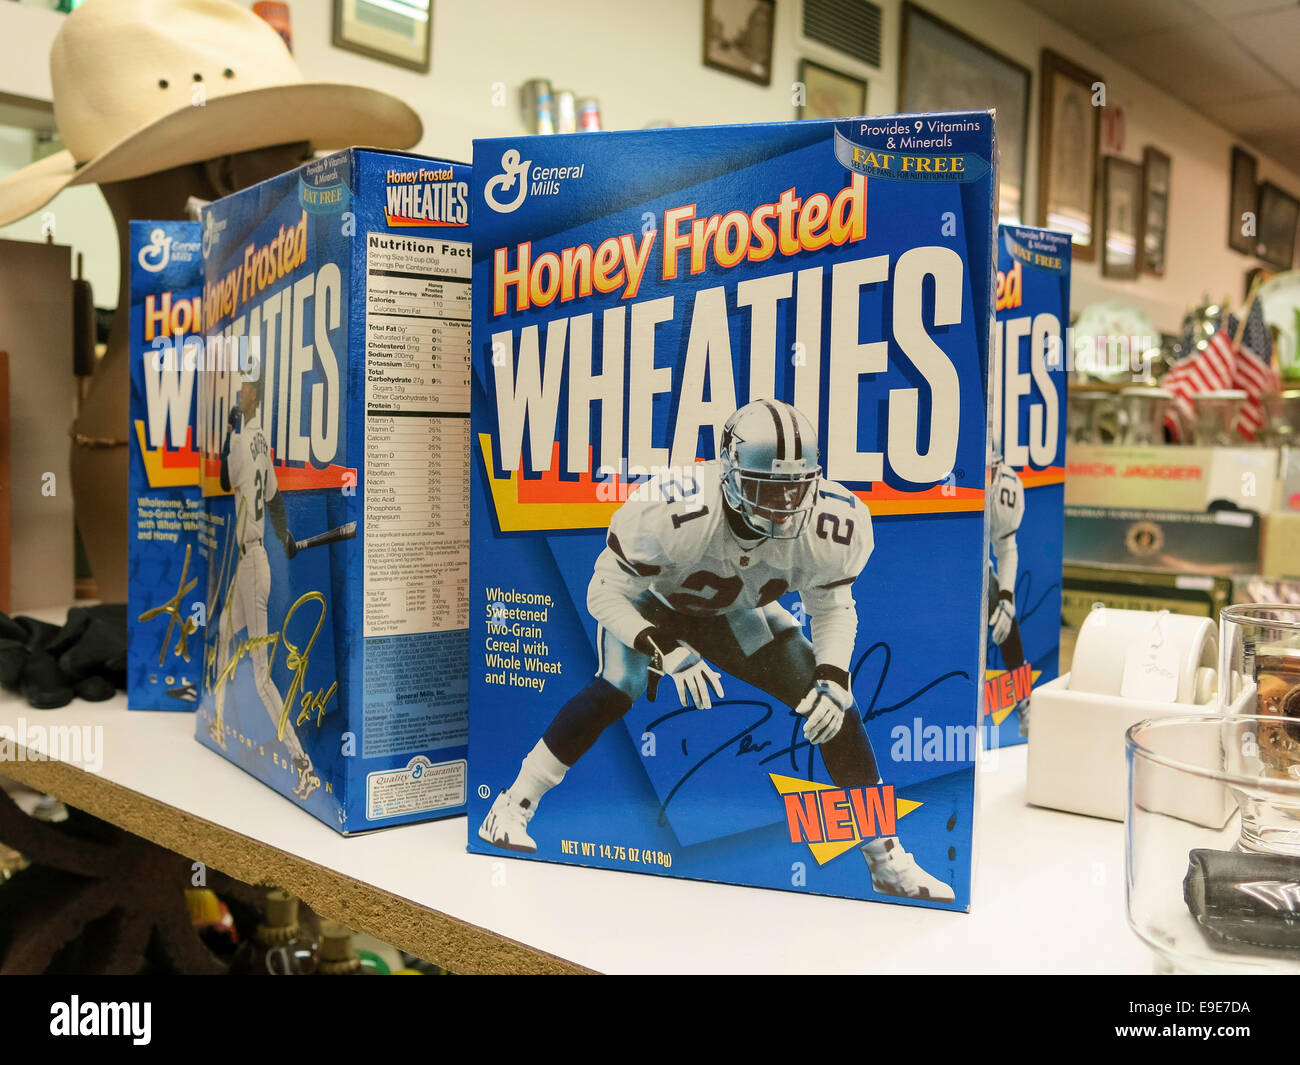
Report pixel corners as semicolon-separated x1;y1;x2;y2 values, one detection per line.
128;220;206;710
468;115;998;909
985;225;1071;745
196;149;472;832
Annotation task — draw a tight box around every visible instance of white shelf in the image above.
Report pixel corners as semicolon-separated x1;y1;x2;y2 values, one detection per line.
0;686;1151;974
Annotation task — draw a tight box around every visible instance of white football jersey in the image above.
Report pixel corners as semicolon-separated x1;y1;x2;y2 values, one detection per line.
227;413;278;546
594;462;873;620
990;461;1025;546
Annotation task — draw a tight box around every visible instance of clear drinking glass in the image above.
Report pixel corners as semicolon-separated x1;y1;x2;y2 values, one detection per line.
1068;389;1119;444
1260;390;1300;447
1126;714;1300;972
1221;605;1300;801
1118;385;1174;445
1125;605;1300;972
1191;389;1248;446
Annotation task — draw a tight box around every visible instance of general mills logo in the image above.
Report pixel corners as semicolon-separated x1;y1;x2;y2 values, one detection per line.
484;149;531;213
202;212;227;257
136;227;172;273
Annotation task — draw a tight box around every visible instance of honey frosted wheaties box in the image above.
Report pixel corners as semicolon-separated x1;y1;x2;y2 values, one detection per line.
985;225;1071;746
195;149;471;832
468;115;997;909
127;220;206;710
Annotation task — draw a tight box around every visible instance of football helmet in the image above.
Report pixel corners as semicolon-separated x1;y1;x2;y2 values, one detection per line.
719;400;820;539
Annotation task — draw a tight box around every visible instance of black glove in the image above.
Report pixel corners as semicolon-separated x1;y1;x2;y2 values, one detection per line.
635;627;670;701
283;533;298;559
1185;847;1300;952
0;606;127;709
0;611;28;687
50;604;127;690
228;406;243;432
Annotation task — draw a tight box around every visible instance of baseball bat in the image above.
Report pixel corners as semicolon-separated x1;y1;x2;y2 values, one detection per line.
294;521;357;551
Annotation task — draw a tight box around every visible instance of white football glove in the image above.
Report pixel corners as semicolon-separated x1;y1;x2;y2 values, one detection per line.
658;642;724;709
990;595;1015;644
795;677;853;745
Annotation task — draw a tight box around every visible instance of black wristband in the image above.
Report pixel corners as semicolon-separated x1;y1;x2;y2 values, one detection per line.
634;626;668;661
998;590;1014;604
812;663;850;689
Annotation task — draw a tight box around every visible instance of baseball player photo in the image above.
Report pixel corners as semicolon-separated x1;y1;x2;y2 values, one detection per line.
208;362;320;801
988;458;1029;737
479;399;954;903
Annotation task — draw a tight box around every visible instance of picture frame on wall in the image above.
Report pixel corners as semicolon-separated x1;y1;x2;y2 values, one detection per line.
1228;146;1258;256
797;59;867;121
1038;49;1101;260
898;2;1030;225
1101;156;1143;280
1256;181;1300;270
1140;147;1171;277
332;0;432;73
702;0;775;87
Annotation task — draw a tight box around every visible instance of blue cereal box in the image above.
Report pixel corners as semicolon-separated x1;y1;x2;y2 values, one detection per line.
128;220;206;711
985;225;1071;746
196;149;472;832
468;115;997;909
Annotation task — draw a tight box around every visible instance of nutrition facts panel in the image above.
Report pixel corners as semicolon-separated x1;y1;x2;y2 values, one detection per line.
364;233;471;638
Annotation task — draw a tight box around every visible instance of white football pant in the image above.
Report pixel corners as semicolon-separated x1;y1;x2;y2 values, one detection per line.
226;543;304;763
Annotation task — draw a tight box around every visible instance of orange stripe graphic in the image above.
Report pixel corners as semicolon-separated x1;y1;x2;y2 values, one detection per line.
480;436;1030;531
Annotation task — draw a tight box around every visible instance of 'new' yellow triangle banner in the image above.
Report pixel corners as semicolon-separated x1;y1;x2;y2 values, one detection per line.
768;774;922;865
984;667;1041;725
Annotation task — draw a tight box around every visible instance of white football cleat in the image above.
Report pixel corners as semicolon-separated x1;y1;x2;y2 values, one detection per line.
478;791;538;853
863;837;955;902
1016;697;1030;738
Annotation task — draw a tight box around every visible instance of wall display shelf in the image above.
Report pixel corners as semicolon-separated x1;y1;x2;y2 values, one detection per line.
0;680;1148;973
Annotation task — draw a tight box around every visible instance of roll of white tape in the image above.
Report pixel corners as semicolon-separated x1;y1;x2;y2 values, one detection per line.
1070;608;1146;697
1069;608;1216;705
1170;616;1216;705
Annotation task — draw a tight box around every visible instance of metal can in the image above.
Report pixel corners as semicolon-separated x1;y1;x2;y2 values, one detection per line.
521;78;555;135
554;89;577;134
578;97;602;132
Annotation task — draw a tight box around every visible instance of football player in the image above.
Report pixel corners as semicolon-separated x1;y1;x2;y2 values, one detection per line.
479;399;954;903
988;459;1029;737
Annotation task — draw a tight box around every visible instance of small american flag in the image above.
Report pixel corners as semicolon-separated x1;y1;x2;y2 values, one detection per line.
1164;298;1278;441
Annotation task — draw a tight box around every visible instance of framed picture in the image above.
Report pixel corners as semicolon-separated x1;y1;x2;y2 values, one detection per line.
898;2;1030;225
1101;156;1143;280
1228;146;1258;256
1140;147;1171;277
1256;181;1300;270
1038;49;1101;261
702;0;775;87
332;0;432;73
798;59;867;121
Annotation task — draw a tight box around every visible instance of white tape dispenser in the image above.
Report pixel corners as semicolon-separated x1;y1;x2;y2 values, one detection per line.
1027;607;1231;824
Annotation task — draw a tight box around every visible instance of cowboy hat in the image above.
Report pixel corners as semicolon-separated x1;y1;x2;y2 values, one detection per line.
0;0;423;227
